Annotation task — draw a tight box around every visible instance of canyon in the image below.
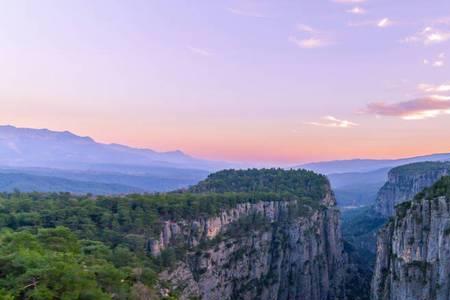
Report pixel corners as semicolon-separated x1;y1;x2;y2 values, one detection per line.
372;177;450;300
375;162;450;216
149;170;347;299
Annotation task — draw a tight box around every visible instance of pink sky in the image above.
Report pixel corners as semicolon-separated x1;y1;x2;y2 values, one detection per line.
1;1;450;163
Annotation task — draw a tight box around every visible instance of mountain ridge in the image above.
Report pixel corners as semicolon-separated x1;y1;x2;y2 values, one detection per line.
0;125;216;194
298;153;450;175
0;125;228;171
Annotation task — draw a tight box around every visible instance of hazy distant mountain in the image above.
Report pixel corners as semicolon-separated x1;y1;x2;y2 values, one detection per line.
0;166;209;194
0;172;143;194
0;125;219;194
299;153;450;207
0;125;227;171
327;168;389;207
298;153;450;175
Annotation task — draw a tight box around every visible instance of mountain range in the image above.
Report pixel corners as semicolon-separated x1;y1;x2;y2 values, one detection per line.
299;153;450;175
299;154;450;207
2;124;450;201
0;125;228;170
0;125;223;193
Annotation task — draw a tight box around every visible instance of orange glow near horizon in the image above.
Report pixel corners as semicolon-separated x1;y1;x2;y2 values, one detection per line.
4;115;449;164
1;1;450;164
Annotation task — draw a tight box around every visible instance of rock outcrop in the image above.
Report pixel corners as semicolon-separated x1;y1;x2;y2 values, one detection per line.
371;176;450;300
375;162;450;216
150;169;347;300
149;201;292;256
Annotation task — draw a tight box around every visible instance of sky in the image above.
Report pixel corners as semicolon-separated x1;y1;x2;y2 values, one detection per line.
1;0;449;164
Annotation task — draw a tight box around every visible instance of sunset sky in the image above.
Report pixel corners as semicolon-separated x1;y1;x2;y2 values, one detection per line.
1;0;450;163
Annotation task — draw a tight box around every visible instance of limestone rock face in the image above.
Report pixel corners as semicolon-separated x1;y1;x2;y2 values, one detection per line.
375;162;450;216
372;195;450;300
152;191;346;300
148;201;294;256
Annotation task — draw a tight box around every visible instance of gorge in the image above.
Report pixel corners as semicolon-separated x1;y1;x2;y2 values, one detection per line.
3;162;450;299
375;162;450;217
372;177;450;300
0;169;347;299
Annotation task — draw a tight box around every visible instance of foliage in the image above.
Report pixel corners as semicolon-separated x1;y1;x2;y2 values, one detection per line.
0;168;329;299
0;227;133;299
395;201;412;219
188;168;329;200
342;206;387;243
341;206;388;300
0;169;328;245
414;176;450;201
390;162;450;178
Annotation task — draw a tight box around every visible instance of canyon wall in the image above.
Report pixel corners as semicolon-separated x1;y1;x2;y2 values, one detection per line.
151;190;346;300
372;176;450;300
375;162;450;216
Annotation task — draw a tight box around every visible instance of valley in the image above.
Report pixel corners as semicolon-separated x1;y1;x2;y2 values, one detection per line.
0;169;346;299
1;126;450;299
4;1;449;298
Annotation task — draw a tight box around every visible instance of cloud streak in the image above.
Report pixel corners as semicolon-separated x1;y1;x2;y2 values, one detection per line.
348;18;394;28
347;7;366;15
418;83;450;93
365;97;450;120
333;0;367;3
402;27;450;45
297;24;318;33
290;24;332;49
226;8;265;18
377;18;392;28
424;53;446;67
289;36;329;49
188;46;212;57
307;116;358;128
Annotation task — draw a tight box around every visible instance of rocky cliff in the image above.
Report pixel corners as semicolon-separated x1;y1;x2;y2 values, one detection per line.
150;169;347;300
372;176;450;300
375;162;450;216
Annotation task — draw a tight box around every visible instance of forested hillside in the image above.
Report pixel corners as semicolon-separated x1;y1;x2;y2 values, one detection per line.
0;169;342;300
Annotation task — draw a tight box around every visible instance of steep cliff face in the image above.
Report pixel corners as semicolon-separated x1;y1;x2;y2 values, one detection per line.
372;176;450;300
150;169;346;300
375;162;450;216
149;201;293;256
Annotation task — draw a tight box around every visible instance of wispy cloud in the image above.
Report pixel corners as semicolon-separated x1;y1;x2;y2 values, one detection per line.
333;0;367;3
188;46;212;57
365;97;450;120
297;24;318;33
424;53;446;67
289;36;329;49
433;61;445;67
367;78;450;120
433;16;450;25
402;27;450;45
349;18;393;28
418;82;450;93
431;94;450;101
377;18;392;28
347;7;366;15
226;8;265;18
307;116;358;128
290;24;332;49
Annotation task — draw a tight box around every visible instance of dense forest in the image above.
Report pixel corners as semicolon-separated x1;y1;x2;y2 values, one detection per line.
188;168;329;198
0;169;328;299
388;161;450;177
